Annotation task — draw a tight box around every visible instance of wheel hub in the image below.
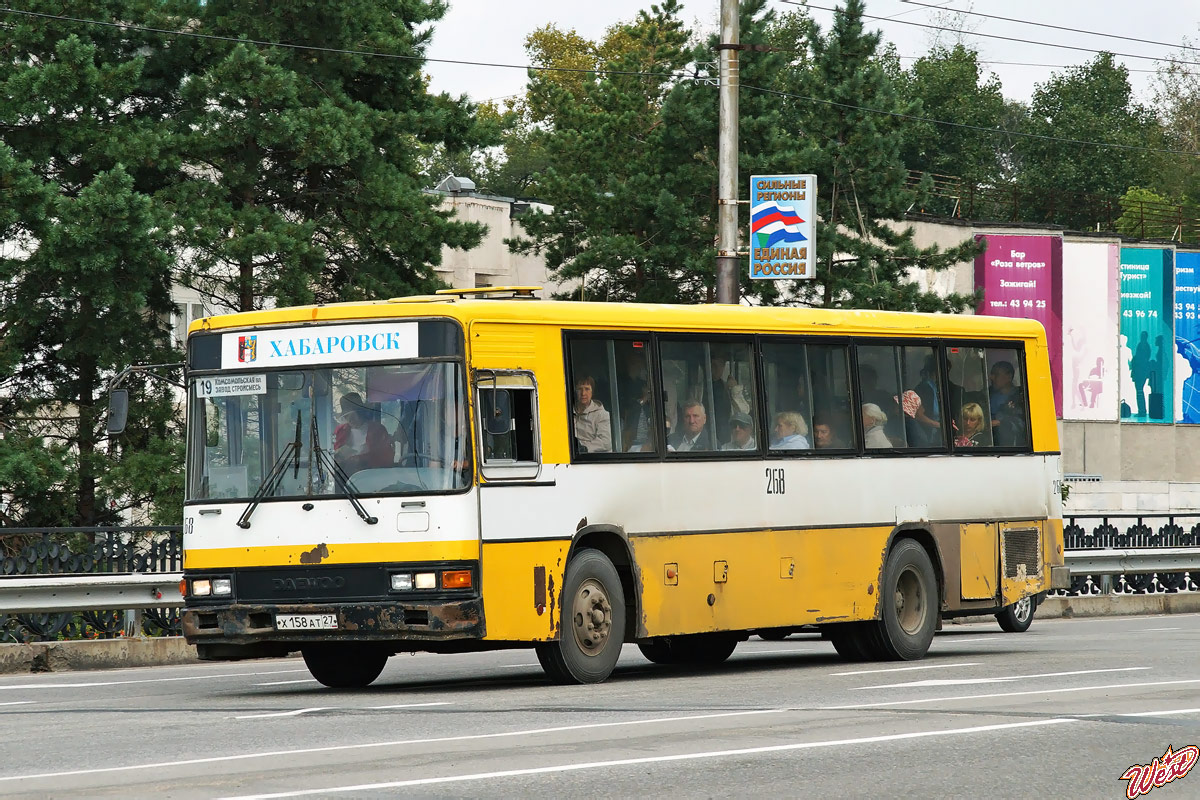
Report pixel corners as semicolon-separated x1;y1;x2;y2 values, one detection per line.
572;578;612;656
895;566;926;635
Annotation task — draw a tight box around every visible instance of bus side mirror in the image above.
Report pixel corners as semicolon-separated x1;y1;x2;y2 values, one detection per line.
482;389;513;436
107;389;129;435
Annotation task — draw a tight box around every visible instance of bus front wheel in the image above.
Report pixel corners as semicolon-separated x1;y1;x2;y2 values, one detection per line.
536;549;626;684
996;595;1037;633
302;644;389;688
877;539;939;660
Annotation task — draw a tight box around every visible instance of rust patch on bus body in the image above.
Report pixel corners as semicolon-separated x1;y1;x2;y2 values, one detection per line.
534;565;547;609
548;573;557;637
299;543;330;564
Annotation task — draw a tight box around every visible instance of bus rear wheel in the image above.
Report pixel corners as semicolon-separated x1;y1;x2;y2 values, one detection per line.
996;595;1037;632
535;549;626;684
638;633;739;665
876;539;938;660
302;643;389;688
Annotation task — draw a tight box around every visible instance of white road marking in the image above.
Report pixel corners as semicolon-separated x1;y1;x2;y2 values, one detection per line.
236;708;333;720
0;708;786;783
853;666;1148;690
0;669;308;691
824;677;1200;709
833;662;981;676
497;664;540;669
0;701;34;707
936;635;1002;643
1139;627;1181;632
218;718;1078;799
366;702;453;710
253;680;317;687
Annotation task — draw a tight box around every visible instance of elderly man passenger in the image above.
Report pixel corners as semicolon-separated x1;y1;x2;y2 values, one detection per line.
861;403;892;448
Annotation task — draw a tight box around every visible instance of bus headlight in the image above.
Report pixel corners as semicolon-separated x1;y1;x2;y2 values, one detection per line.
390;573;414;591
192;579;212;597
212;578;233;596
415;572;436;590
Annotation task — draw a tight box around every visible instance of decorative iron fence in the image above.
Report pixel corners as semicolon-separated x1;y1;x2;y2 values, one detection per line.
1056;514;1200;596
0;527;182;642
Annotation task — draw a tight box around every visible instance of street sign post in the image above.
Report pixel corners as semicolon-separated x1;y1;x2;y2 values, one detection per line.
749;174;816;280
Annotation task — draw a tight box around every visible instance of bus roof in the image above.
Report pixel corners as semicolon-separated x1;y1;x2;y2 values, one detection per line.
188;295;1048;342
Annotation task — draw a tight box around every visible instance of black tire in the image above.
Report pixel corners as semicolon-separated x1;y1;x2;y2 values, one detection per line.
995;594;1037;633
302;644;389;689
828;622;877;661
638;633;738;665
876;539;939;661
536;549;626;684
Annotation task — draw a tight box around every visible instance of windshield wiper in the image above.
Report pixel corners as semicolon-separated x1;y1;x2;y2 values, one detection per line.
311;418;378;525
237;411;303;530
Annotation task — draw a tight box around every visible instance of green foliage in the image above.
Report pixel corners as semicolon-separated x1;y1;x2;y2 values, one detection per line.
896;45;1007;186
1014;53;1162;229
1151;38;1200;205
168;0;492;310
776;0;979;311
0;3;183;526
1115;186;1188;241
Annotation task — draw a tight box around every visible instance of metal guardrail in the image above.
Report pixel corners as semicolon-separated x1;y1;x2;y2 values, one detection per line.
1064;549;1200;576
0;573;183;615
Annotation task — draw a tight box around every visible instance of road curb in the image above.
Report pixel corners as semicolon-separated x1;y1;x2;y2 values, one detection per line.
945;593;1200;626
0;637;198;675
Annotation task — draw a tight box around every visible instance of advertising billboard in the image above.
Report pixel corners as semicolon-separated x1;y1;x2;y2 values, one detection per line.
1061;241;1119;421
1175;251;1200;423
1119;247;1174;423
749;175;816;280
974;234;1063;415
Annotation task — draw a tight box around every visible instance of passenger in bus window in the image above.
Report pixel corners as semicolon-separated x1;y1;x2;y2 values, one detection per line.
957;402;989;446
988;361;1019;431
709;352;733;445
861;403;892;449
720;412;756;451
909;356;942;446
624;379;656;452
770;411;810;450
812;416;846;449
670;400;713;452
334;392;394;472
994;391;1027;447
573;376;612;454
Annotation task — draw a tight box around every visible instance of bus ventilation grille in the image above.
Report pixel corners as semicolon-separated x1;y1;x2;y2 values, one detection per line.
1003;528;1042;579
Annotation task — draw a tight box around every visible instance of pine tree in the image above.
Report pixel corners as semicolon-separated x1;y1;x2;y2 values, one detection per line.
0;3;183;525
169;0;493;311
776;0;978;311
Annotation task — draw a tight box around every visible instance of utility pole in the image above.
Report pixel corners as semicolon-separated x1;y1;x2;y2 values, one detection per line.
715;0;739;305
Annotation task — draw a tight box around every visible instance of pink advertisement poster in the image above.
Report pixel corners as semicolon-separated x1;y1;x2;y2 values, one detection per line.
974;234;1064;415
1061;241;1120;421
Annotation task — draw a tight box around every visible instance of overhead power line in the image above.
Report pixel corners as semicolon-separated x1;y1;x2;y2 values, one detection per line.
786;1;1200;69
895;55;1160;75
898;0;1200;54
0;7;692;82
739;82;1200;157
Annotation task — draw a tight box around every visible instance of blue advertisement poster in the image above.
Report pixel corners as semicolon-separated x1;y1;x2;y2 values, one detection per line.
1119;247;1174;423
1175;251;1200;423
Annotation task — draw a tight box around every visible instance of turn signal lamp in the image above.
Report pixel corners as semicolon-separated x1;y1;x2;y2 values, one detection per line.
442;570;472;589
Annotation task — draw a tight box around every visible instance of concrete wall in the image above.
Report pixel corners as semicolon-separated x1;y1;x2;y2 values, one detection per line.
434;193;562;293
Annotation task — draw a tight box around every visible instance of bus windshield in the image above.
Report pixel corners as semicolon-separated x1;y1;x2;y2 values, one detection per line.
187;361;470;502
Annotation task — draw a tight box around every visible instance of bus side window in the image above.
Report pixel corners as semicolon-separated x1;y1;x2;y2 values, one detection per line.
807;345;855;451
987;347;1029;448
947;346;992;448
857;344;907;448
900;346;946;450
567;337;655;457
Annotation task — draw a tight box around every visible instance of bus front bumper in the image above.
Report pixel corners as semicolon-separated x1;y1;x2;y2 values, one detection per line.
182;598;484;646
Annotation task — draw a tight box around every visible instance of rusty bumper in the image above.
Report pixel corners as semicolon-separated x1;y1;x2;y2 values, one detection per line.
182;598;484;646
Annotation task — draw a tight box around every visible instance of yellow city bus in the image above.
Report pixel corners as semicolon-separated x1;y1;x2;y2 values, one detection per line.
180;288;1068;687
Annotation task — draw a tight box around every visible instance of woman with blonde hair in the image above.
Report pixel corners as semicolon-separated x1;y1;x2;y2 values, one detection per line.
958;402;988;446
770;411;810;450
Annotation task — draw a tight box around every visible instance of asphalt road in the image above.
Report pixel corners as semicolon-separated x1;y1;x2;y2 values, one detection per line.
1;614;1198;799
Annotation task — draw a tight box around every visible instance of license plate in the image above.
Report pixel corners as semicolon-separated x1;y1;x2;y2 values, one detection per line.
275;613;337;631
